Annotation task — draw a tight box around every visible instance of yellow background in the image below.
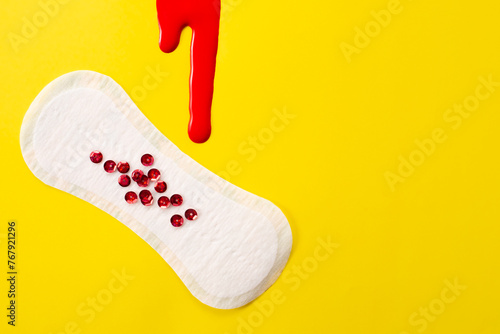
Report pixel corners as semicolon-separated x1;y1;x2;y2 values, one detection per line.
1;0;500;333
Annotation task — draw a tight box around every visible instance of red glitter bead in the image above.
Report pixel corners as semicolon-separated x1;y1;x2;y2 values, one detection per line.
117;161;130;173
137;174;150;187
90;151;103;163
131;169;144;182
158;196;170;209
141;154;154;166
118;175;131;187
170;194;183;206
125;191;138;204
148;168;161;181
170;214;184;227
185;209;198;221
154;181;167;193
139;190;153;206
104;160;116;173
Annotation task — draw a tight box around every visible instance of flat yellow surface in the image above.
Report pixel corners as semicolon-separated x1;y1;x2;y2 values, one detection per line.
1;0;500;333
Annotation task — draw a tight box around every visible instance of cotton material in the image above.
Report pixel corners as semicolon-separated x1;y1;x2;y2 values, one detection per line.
20;70;293;309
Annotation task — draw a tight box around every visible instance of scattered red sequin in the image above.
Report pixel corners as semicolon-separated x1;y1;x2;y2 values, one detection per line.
185;209;198;220
139;190;154;206
170;194;183;206
131;169;144;182
104;160;116;173
141;154;154;166
170;214;184;227
118;175;131;187
158;196;170;208
148;168;161;181
125;191;138;204
117;161;130;173
94;152;198;219
137;174;150;187
90;151;103;163
154;181;167;193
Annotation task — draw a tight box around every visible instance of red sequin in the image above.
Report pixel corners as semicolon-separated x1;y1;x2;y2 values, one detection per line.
125;191;138;204
141;154;154;166
158;196;170;208
90;151;103;163
104;160;116;173
154;181;167;193
148;168;161;181
131;169;144;182
170;194;183;206
117;161;130;173
137;174;150;187
118;175;131;187
185;209;198;220
139;190;154;206
170;214;184;227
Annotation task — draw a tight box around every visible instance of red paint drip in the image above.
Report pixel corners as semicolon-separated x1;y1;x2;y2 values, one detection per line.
157;0;220;143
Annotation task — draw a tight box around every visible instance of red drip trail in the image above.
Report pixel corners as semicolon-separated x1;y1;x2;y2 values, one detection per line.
157;0;221;143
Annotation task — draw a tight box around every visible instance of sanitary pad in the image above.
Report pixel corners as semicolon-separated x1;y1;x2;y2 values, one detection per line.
20;71;292;309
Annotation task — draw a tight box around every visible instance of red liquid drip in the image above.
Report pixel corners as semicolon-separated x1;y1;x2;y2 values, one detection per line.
157;0;220;143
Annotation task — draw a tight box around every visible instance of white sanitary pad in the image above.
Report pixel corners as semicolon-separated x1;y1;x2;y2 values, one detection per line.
20;71;292;309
